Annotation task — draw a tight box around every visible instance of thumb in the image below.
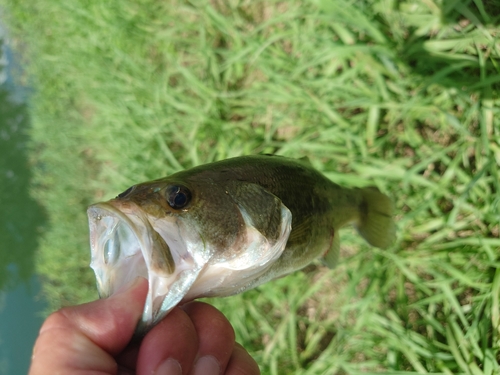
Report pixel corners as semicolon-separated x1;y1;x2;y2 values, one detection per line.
29;277;148;375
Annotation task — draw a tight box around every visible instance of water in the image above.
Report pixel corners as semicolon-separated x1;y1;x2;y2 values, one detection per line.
0;15;47;375
0;279;46;375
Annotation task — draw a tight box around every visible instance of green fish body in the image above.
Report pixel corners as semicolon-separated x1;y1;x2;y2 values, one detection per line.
88;155;395;334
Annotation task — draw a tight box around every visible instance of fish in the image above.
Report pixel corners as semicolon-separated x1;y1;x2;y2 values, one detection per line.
87;155;396;335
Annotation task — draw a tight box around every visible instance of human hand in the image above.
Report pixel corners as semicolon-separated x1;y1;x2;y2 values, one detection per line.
29;277;260;375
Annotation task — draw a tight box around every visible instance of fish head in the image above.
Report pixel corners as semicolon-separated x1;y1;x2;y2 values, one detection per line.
87;173;292;336
87;178;207;335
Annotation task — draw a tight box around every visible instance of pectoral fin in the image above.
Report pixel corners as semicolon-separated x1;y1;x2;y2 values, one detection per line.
227;182;284;241
322;228;340;269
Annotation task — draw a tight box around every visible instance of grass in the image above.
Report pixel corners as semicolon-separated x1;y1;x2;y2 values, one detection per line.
1;0;499;373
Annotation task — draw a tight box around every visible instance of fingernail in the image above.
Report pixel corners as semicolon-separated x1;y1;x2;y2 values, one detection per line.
192;355;220;375
112;276;146;296
155;358;182;375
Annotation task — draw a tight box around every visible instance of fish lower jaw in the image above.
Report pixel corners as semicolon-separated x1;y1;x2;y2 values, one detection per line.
135;265;204;336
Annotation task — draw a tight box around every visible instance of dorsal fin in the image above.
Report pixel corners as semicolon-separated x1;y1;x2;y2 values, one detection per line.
298;156;312;166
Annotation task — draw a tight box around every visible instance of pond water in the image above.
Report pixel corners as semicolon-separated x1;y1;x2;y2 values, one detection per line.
0;17;47;375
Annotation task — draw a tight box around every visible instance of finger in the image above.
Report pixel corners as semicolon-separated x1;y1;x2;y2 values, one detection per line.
115;342;140;372
136;307;199;375
225;343;260;375
29;277;148;375
181;301;235;375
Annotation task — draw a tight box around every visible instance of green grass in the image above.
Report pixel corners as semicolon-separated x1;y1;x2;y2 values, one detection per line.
2;0;499;373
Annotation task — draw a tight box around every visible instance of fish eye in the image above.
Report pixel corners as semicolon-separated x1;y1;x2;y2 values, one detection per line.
166;185;191;209
117;185;135;199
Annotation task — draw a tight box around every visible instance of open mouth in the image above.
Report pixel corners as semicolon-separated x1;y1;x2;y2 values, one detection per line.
87;201;204;336
87;202;173;335
88;203;149;298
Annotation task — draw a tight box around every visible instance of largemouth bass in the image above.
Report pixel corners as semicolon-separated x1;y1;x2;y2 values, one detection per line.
87;155;396;335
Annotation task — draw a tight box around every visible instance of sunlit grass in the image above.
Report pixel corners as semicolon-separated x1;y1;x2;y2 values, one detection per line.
1;0;499;373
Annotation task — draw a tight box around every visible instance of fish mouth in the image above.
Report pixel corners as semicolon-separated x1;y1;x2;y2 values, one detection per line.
87;201;201;336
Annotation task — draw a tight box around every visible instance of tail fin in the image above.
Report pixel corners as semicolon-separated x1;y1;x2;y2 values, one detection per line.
355;187;396;249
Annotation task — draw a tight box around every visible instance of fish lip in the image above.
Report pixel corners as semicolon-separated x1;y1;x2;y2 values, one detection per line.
87;200;198;336
87;201;151;299
87;201;176;318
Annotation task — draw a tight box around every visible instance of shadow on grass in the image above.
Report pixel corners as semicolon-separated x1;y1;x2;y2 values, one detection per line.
440;0;500;26
0;43;47;291
397;0;500;97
